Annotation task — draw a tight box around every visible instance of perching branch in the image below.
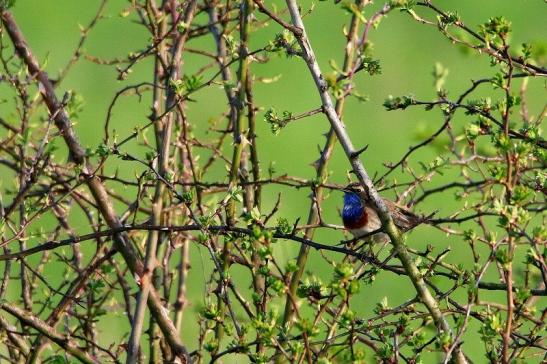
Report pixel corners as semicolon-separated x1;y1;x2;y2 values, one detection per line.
282;1;467;362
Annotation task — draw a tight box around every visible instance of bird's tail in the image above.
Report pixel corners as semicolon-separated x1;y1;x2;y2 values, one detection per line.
391;203;435;231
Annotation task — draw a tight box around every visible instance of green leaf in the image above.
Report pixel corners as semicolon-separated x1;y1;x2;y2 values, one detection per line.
275;217;292;235
0;0;16;9
432;62;449;91
341;2;367;23
264;107;293;135
383;94;416;110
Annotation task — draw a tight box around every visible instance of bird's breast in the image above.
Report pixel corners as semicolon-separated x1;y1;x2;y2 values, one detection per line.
343;206;382;237
343;208;368;230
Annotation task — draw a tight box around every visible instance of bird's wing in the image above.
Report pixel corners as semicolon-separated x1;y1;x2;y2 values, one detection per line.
361;194;427;231
382;199;425;231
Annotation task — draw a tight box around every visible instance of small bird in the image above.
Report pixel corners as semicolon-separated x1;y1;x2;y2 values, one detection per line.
342;182;427;240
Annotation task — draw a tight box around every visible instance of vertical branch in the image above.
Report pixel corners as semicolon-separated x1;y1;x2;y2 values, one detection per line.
237;2;268;356
148;3;168;362
126;0;168;359
226;0;251;224
501;38;515;364
127;1;198;362
246;73;261;209
17;69;32;314
206;1;239;353
174;237;190;331
172;96;204;335
216;0;253;352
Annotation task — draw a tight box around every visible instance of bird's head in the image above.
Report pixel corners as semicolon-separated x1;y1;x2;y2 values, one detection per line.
342;182;367;227
342;182;367;205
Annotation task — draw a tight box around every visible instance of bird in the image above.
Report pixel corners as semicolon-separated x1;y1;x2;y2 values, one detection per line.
342;182;427;240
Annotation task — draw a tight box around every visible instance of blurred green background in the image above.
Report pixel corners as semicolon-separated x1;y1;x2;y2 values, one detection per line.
3;0;546;362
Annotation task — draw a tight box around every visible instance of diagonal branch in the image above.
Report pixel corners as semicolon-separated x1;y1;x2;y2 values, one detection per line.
283;1;468;363
252;0;302;36
0;9;191;363
281;0;366;331
1;303;99;364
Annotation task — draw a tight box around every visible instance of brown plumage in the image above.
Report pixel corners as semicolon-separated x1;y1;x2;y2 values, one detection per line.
343;182;427;235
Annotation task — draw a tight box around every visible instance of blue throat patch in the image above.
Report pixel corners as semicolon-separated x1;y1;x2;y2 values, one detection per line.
342;192;364;225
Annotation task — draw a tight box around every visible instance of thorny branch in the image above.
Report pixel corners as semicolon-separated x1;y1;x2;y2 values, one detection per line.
0;1;544;364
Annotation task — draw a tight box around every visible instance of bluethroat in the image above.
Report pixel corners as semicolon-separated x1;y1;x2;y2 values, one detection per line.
342;182;427;240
